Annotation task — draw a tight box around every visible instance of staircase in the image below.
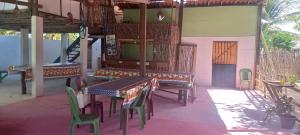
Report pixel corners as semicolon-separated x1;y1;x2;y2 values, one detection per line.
0;70;8;83
53;37;98;63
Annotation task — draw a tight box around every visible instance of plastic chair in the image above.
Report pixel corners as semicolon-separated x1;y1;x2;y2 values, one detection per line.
65;87;100;135
120;86;151;130
239;68;252;90
75;77;104;123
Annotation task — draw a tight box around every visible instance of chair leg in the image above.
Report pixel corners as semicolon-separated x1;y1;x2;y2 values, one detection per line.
70;122;76;135
93;121;99;135
240;81;242;90
137;108;144;130
147;101;151;120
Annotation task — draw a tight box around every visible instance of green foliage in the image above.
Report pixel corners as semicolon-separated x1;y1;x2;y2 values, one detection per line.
292;15;300;31
43;33;61;40
264;30;296;50
43;33;78;41
262;0;300;51
0;29;17;36
276;95;294;116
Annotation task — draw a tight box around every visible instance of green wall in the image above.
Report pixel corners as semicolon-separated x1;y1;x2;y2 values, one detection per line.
121;44;153;61
123;6;258;37
183;6;258;37
123;8;177;23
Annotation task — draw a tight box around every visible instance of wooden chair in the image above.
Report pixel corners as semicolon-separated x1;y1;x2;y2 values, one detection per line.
75;77;104;123
262;81;282;122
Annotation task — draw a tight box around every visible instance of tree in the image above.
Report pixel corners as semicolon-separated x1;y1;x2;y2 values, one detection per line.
263;0;300;31
262;0;300;50
264;30;296;50
0;29;16;35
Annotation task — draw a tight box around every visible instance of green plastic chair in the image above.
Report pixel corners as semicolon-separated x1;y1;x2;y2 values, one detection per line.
109;97;123;117
239;68;252;90
120;86;150;130
65;87;100;135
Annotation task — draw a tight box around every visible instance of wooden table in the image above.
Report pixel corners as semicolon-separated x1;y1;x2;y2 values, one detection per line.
86;76;156;135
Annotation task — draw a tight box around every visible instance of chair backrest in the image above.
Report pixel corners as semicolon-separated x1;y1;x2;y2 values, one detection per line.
65;87;81;121
240;68;252;81
132;85;151;107
268;83;281;102
263;81;276;102
75;77;88;92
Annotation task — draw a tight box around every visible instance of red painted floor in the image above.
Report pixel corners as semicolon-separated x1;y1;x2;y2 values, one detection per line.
0;86;293;135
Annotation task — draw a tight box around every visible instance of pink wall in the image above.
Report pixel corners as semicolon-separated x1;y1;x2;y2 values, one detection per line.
182;36;256;88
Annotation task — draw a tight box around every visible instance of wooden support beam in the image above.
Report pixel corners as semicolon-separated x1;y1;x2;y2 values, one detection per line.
175;0;184;71
0;0;43;8
116;0;149;4
253;1;263;88
32;0;38;16
139;3;146;77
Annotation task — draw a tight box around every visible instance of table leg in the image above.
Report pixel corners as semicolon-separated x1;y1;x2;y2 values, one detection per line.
123;107;129;135
90;94;96;133
66;78;71;87
21;71;27;94
90;95;96;113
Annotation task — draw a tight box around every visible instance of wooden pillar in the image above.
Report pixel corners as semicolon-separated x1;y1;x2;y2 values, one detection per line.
178;0;184;43
139;3;147;77
61;33;68;64
20;28;30;65
31;16;44;97
253;2;263;89
175;0;184;71
80;28;88;80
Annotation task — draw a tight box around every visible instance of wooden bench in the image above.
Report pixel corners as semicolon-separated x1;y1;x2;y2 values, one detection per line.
8;63;81;94
94;68;196;106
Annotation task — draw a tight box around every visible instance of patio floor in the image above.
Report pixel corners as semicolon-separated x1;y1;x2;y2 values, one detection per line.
0;78;295;135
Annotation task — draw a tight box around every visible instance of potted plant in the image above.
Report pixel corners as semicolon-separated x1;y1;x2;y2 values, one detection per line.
275;95;297;129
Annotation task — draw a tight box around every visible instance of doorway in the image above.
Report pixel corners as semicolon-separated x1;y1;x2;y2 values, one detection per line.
212;41;238;88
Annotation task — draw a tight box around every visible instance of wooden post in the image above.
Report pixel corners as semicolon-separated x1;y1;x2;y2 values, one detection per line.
178;0;183;43
253;1;263;89
139;3;147;77
175;0;184;71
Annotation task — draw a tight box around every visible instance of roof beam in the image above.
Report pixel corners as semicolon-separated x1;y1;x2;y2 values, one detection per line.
116;0;150;4
0;0;43;8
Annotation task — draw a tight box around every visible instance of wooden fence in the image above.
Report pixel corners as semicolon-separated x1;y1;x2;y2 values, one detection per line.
256;48;300;90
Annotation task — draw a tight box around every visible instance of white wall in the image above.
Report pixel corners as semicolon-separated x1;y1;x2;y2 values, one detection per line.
0;36;61;70
182;36;256;88
92;40;101;70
